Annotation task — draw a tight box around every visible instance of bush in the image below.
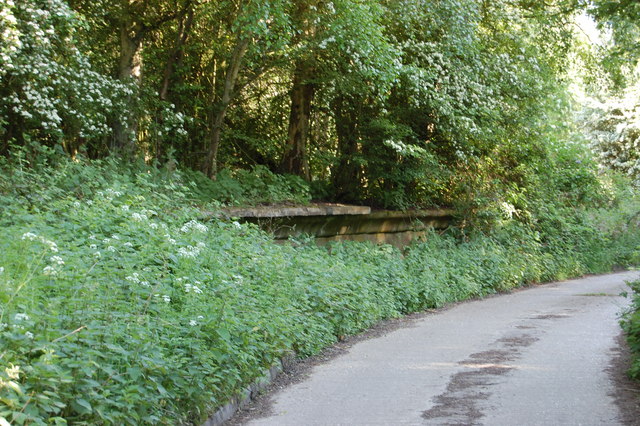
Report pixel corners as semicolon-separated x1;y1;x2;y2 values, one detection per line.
621;279;640;380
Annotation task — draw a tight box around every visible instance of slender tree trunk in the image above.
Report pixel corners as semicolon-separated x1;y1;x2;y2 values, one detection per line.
113;25;143;154
280;0;317;180
204;37;250;179
281;60;314;180
160;6;194;101
332;95;361;202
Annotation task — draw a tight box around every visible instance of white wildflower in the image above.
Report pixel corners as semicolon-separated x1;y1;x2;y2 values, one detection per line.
232;221;242;229
189;320;197;326
111;234;120;240
107;246;116;252
49;256;64;265
177;245;202;258
0;267;4;274
140;281;150;287
197;315;204;320
180;220;208;233
125;273;140;283
124;242;133;247
193;286;203;294
73;201;81;208
93;251;101;258
162;295;171;303
103;238;111;244
24;331;34;339
89;235;96;240
43;239;58;252
131;212;147;222
14;313;29;322
121;205;130;212
89;244;97;250
43;265;58;276
21;232;37;241
149;222;159;230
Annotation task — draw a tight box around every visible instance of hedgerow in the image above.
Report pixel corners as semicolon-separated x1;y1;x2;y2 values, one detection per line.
1;154;639;424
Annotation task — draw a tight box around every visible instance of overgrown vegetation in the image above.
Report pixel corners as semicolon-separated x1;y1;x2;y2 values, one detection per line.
2;0;640;423
0;151;639;424
622;279;640;380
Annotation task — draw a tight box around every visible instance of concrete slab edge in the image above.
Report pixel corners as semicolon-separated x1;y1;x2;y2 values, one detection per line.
202;354;297;426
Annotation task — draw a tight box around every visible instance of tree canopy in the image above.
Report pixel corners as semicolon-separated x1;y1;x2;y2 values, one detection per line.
0;0;637;209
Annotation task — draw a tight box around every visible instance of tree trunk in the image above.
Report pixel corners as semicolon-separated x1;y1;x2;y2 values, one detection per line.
160;6;194;101
281;60;314;180
204;37;250;179
332;95;361;202
113;25;143;154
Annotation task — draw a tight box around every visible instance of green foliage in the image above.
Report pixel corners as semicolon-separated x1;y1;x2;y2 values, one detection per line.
583;84;640;184
181;165;311;206
621;279;640;380
0;0;127;153
1;155;639;424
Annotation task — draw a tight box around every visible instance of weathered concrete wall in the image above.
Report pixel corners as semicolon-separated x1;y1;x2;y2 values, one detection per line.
216;204;454;247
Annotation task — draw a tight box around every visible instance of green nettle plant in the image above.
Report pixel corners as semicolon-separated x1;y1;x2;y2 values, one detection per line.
0;154;639;424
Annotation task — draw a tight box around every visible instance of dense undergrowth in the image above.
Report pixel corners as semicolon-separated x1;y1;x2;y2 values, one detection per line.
622;280;640;380
1;152;640;425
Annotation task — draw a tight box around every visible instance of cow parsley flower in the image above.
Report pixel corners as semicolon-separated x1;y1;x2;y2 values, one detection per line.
14;313;29;322
24;331;34;339
43;239;58;252
50;256;64;265
43;265;58;276
125;273;140;283
177;244;203;258
21;232;38;241
189;320;197;326
180;220;208;233
162;295;171;303
131;212;147;222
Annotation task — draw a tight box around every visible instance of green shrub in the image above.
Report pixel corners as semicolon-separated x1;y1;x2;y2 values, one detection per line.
621;279;640;379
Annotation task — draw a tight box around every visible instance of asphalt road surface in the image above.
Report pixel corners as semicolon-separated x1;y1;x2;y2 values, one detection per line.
238;271;640;426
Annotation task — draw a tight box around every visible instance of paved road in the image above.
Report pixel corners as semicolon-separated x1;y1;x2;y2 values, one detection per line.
243;271;639;426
